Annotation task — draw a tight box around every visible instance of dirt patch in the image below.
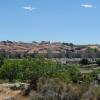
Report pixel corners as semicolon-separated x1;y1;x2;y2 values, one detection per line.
0;84;30;100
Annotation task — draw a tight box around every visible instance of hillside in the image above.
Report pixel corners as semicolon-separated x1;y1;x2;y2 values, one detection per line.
0;41;100;59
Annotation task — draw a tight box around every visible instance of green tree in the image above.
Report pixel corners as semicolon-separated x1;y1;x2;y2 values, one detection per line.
0;59;18;81
65;65;81;83
0;53;5;67
0;55;57;82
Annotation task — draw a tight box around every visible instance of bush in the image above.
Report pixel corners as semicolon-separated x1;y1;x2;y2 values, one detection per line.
0;53;5;67
31;78;91;100
96;59;100;66
51;70;71;83
0;59;18;81
65;65;81;83
31;78;80;100
0;56;57;82
80;58;89;65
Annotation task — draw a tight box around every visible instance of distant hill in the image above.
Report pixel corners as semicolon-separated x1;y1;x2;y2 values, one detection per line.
0;40;100;58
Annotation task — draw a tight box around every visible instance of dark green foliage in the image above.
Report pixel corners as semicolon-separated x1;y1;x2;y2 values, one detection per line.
0;56;57;81
65;65;81;83
0;55;82;84
0;53;5;67
96;59;100;66
0;59;18;81
0;55;97;85
80;58;89;65
49;64;81;83
51;69;71;83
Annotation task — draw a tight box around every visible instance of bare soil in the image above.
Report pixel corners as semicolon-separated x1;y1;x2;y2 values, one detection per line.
0;84;33;100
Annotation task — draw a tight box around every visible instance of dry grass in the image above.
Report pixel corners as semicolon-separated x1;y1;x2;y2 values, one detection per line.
31;78;100;100
0;80;100;100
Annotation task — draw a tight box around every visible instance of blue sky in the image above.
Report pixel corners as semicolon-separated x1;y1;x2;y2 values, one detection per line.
0;0;100;44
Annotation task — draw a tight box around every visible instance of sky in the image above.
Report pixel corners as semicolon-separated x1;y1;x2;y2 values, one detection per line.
0;0;100;44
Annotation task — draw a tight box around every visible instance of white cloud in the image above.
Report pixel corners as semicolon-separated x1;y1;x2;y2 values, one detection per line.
81;4;94;8
23;6;37;11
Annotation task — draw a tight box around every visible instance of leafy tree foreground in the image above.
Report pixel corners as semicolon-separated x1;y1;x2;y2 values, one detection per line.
0;55;99;83
0;55;100;99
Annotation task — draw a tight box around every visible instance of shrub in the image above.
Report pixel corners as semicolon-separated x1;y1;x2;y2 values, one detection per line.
51;70;71;83
80;58;89;65
96;59;100;66
31;78;90;100
0;56;57;82
0;59;18;81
